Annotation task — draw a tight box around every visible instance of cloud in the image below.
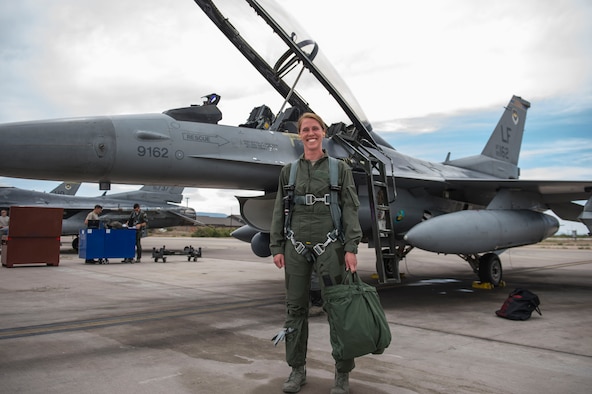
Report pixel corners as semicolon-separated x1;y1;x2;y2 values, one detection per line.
183;188;262;215
521;166;592;181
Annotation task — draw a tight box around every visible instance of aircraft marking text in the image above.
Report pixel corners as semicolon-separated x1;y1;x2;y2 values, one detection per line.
501;125;511;143
241;140;278;151
495;144;510;160
137;146;169;158
182;132;229;146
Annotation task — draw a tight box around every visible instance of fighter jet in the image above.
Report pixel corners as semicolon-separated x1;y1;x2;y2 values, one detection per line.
0;184;199;249
0;0;590;285
50;182;81;196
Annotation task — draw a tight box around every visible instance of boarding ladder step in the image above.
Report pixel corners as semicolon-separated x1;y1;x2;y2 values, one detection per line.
331;132;400;284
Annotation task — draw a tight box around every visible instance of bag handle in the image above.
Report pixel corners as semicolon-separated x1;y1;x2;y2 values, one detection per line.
343;270;363;285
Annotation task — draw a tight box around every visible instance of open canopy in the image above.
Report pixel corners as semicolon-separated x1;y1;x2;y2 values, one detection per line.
194;0;376;143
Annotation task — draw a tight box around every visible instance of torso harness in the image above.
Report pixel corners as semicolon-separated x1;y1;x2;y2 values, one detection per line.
283;157;343;263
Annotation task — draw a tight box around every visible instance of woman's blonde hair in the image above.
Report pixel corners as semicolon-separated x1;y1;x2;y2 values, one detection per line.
297;112;326;133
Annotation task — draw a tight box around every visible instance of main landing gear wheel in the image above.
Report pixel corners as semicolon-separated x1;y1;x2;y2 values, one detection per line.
381;248;397;278
479;253;502;286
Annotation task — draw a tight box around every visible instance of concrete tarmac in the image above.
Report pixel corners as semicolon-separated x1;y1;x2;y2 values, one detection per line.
1;237;591;393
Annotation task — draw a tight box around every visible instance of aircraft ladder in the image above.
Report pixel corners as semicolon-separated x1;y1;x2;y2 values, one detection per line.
332;133;400;284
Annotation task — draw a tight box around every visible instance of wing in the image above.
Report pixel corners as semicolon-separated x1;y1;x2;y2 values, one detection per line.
442;178;592;221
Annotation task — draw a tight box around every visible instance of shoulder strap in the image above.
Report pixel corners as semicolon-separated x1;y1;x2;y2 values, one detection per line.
283;160;300;235
288;159;299;187
328;157;343;239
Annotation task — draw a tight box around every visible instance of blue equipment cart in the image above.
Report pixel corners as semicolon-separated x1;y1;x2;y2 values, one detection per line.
78;228;136;262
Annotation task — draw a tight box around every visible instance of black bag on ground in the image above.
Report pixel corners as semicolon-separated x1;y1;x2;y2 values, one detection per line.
323;271;391;360
496;288;542;320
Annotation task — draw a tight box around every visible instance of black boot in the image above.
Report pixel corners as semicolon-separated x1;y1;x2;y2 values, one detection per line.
282;366;306;393
331;371;349;394
309;290;322;307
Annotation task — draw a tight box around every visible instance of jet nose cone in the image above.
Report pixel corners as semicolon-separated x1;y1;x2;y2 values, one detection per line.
0;117;116;181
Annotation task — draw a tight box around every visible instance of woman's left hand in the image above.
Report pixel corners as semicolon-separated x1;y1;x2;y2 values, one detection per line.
345;252;357;272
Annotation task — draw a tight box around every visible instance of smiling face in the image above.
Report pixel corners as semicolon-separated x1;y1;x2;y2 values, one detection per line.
298;114;326;160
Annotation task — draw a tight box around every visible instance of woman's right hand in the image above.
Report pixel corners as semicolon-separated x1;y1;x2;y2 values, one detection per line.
273;253;285;269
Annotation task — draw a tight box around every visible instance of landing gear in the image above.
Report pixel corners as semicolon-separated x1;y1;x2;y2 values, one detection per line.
381;249;399;279
462;252;503;287
479;253;503;286
379;245;413;281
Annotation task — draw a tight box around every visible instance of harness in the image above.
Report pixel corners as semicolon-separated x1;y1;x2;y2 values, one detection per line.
283;157;343;263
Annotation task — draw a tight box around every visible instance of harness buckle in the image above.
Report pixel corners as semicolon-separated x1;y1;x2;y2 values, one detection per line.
304;193;330;205
312;243;326;255
286;230;306;254
293;241;306;254
327;230;339;242
312;231;340;257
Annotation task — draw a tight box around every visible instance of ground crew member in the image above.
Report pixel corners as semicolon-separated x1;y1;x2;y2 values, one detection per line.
126;203;147;263
270;112;362;394
84;204;103;226
84;205;102;263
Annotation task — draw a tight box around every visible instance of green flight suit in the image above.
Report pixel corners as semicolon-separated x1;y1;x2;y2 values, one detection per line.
270;151;362;373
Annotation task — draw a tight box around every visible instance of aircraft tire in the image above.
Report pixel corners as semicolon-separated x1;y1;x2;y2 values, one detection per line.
478;253;502;286
381;249;397;279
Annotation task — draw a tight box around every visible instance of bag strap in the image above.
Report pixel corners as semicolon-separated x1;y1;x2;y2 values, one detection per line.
343;270;363;285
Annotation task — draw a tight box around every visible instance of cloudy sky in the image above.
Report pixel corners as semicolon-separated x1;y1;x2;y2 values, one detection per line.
1;0;591;233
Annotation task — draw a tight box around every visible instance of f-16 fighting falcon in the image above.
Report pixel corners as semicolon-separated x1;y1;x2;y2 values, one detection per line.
0;0;590;285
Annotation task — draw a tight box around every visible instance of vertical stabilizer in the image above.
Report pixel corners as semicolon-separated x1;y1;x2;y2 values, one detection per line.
107;185;185;204
50;182;81;195
445;95;530;179
139;185;185;195
481;95;530;166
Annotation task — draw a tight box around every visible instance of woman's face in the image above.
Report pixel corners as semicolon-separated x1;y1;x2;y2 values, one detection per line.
299;118;324;152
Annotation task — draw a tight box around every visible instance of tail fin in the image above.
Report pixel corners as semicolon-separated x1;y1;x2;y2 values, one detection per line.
139;185;184;195
106;185;185;204
137;185;185;204
444;95;530;179
481;95;530;166
50;182;81;195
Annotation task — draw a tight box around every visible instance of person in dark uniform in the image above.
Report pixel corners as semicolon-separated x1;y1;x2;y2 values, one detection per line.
84;205;102;263
125;203;147;263
270;112;362;394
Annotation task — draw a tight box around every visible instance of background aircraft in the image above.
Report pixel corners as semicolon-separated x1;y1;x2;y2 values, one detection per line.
0;184;199;249
0;0;590;285
49;182;81;196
